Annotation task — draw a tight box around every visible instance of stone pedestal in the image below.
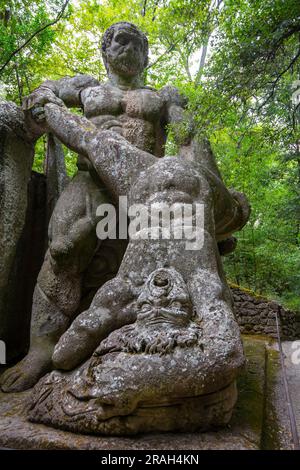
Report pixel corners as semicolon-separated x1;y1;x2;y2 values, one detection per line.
0;337;292;450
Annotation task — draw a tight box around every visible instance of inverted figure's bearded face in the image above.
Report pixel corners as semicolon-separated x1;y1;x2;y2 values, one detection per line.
136;269;193;327
91;269;202;359
104;27;147;77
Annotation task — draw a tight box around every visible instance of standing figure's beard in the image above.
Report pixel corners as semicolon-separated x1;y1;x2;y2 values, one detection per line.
105;50;145;77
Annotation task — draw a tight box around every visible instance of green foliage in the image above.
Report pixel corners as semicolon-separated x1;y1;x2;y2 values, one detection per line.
211;125;300;310
0;0;71;102
32;135;46;173
32;136;78;177
1;0;299;310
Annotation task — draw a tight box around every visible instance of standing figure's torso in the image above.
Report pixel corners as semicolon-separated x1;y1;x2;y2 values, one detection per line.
81;83;167;157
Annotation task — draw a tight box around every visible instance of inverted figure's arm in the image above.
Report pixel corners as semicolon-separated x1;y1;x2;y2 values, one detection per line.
44;103;156;199
43;103;96;155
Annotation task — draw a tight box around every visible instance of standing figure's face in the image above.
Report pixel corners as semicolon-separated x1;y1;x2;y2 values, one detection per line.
105;27;146;77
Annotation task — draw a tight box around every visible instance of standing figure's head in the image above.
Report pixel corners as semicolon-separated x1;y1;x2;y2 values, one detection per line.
101;22;148;79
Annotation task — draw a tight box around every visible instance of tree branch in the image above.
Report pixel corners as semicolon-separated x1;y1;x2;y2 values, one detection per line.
147;22;200;70
194;0;223;86
257;48;300;111
182;51;192;81
0;0;70;74
141;0;147;17
152;0;160;21
195;43;209;85
146;42;176;69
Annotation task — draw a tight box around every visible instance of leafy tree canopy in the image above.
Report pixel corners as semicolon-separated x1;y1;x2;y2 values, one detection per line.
0;0;299;310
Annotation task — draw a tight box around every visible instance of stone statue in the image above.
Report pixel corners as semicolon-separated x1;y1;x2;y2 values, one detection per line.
0;98;52;363
26;98;247;434
1;21;250;435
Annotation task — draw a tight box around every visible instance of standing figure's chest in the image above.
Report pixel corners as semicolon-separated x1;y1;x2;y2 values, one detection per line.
124;88;164;122
81;85;165;122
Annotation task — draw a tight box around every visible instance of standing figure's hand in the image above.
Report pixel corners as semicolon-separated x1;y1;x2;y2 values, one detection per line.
22;88;65;111
22;88;65;136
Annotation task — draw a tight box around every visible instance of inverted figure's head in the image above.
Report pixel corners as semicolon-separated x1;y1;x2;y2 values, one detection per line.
136;268;193;327
91;268;202;358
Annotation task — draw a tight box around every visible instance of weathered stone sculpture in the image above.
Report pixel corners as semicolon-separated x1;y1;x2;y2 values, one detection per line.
25;97;247;433
0;101;40;362
1;22;250;435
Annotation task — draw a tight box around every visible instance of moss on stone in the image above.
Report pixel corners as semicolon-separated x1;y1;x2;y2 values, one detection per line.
231;336;267;446
229;282;268;301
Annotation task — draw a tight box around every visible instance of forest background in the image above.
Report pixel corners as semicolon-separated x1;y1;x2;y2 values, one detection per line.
0;0;299;311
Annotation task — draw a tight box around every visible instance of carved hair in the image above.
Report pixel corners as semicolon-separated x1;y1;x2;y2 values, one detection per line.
96;322;201;357
101;22;149;70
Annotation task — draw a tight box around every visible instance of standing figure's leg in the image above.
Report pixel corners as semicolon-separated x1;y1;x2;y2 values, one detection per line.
1;255;80;392
1;170;109;392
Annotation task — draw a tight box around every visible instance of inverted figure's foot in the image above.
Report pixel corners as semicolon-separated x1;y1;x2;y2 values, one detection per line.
1;343;54;392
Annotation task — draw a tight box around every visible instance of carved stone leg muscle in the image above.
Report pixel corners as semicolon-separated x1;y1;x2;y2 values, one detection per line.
1;170;110;392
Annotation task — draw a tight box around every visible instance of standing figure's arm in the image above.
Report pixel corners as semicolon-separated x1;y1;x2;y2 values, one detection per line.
23;74;100;111
22;75;100;140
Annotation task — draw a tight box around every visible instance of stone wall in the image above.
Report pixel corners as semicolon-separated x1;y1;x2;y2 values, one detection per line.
231;285;300;340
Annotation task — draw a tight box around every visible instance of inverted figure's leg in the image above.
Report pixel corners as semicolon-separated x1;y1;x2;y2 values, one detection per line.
52;275;137;370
